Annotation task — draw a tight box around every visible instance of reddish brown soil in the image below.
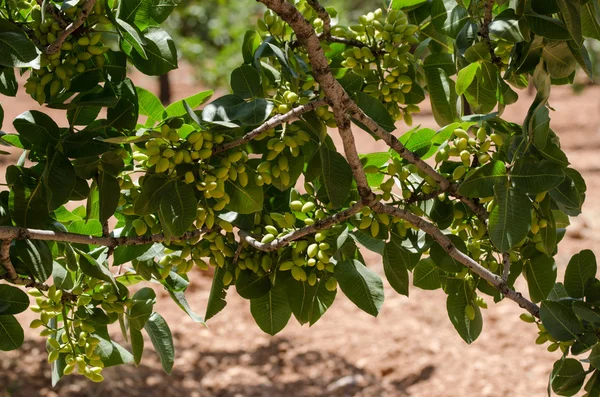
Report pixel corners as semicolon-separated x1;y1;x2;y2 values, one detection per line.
2;65;600;397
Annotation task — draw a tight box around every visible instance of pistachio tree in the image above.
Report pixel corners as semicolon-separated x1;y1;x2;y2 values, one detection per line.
0;0;599;394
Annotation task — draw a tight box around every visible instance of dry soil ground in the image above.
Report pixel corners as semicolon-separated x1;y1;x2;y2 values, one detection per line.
1;66;600;397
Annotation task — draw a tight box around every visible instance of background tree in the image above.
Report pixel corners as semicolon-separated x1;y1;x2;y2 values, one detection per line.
0;0;598;394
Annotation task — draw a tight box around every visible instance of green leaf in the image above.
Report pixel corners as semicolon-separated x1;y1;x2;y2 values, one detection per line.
242;30;261;64
144;312;174;374
118;0;177;30
383;242;410;296
92;326;133;367
43;152;76;212
0;67;18;96
0;19;40;68
530;105;550;150
524;254;557;303
489;9;525;43
335;259;384;317
167;290;204;323
130;327;144;366
488;185;531;252
391;0;428;9
235;270;271;299
0;285;28;315
107;79;139;130
115;17;148;59
431;0;469;37
205;266;228;321
0;315;24;351
159;181;197;237
12;240;53;282
134;174;171;215
582;1;600;40
572;301;600;326
136;87;165;121
511;159;565;194
320;146;352;209
225;176;264;214
13;110;59;150
413;258;442;290
98;172;120;224
75;247;117;288
543;41;578;79
430;234;468;273
425;67;458;126
564;250;597;299
130;27;177;76
286;275;336;326
9;174;48;228
235;99;274;125
525;12;572;40
128;288;156;331
540;300;582;342
231;65;262;99
456;62;480;96
551;358;586;396
250;281;292;335
164;90;213;119
458;161;507;198
446;282;482;344
556;0;583;46
353;92;396;133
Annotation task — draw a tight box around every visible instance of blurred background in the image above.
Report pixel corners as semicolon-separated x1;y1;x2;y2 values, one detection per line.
2;1;600;396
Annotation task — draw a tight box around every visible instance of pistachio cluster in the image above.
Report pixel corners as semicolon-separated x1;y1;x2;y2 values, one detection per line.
22;0;111;103
337;9;420;123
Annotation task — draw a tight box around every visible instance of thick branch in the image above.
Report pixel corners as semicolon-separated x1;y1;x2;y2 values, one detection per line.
213;99;326;155
330;101;374;199
0;226;210;247
45;0;96;55
257;0;374;200
240;200;366;252
372;202;540;318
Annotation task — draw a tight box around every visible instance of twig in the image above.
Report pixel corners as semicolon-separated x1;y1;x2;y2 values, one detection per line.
372;202;540;318
502;252;510;282
36;0;69;29
212;99;326;154
478;0;502;66
0;226;211;247
45;0;97;55
348;105;489;221
240;200;367;252
306;0;331;38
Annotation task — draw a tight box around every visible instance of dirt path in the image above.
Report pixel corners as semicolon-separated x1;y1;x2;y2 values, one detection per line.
2;74;600;397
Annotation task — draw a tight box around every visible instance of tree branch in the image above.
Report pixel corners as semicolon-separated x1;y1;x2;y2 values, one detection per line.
0;240;17;280
479;0;502;66
502;252;510;282
240;200;367;252
347;106;489;221
45;0;96;55
36;0;69;29
306;0;331;38
212;99;326;155
372;202;540;318
0;226;211;248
